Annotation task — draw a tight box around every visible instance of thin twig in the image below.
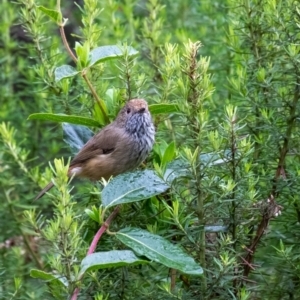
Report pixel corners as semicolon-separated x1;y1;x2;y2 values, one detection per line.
59;25;77;63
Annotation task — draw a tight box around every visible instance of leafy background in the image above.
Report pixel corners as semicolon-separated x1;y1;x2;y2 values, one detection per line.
1;0;300;299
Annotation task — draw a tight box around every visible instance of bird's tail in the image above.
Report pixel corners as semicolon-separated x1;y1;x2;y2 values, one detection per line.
34;181;54;200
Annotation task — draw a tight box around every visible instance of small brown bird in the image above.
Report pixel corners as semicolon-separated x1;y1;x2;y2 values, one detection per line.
35;99;155;200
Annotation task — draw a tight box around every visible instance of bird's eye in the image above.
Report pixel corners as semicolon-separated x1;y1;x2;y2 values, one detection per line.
127;108;131;114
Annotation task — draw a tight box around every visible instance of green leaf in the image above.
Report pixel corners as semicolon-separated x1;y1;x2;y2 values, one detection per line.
162;141;176;166
149;104;179;115
30;269;68;287
75;42;90;68
79;250;148;276
164;151;232;183
199;151;231;166
63;123;94;154
37;6;62;24
89;45;138;67
30;269;54;281
85;206;100;223
28;113;100;127
205;225;228;232
54;65;79;82
116;228;203;276
93;100;108;126
102;170;169;208
164;159;191;182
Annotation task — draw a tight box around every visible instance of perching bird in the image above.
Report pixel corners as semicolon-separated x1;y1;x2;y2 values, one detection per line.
35;99;155;200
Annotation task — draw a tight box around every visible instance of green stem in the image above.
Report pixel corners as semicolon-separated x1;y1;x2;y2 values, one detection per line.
81;73;109;123
5;191;44;270
198;194;207;290
59;24;109;123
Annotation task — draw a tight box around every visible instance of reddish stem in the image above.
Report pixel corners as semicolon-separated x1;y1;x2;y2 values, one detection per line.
71;205;121;300
59;25;77;63
87;206;120;255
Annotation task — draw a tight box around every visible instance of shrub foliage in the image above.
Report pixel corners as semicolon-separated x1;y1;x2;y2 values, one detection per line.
1;0;300;299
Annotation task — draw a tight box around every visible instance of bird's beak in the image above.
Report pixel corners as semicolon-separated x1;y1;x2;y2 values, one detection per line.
138;107;146;113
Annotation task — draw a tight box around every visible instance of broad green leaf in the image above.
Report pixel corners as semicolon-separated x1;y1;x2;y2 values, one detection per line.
164;159;191;182
30;269;68;287
28;113;100;127
199;150;231;166
102;170;169;208
162;141;176;166
55;65;79;82
37;6;62;24
164;151;232;183
89;45;138;67
149;104;179;115
63;123;94;154
79;250;148;276
116;228;203;276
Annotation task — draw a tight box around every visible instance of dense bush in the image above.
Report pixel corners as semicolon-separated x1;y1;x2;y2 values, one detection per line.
1;0;300;299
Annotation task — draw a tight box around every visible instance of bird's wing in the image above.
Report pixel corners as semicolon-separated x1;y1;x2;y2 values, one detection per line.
69;125;125;167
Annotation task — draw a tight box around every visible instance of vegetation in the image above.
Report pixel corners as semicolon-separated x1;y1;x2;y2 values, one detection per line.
1;0;300;299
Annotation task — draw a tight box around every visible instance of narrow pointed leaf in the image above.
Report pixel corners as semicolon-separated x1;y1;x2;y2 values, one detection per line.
116;228;203;276
37;6;62;23
102;170;169;208
28;113;100;127
63;123;94;154
55;65;79;82
30;269;68;287
162;141;176;165
93;100;108;126
30;269;55;281
89;45;138;67
85;208;100;223
75;42;90;68
79;250;148;276
149;104;179;115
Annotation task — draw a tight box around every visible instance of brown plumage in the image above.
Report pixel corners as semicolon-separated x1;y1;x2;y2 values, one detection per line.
35;99;155;200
